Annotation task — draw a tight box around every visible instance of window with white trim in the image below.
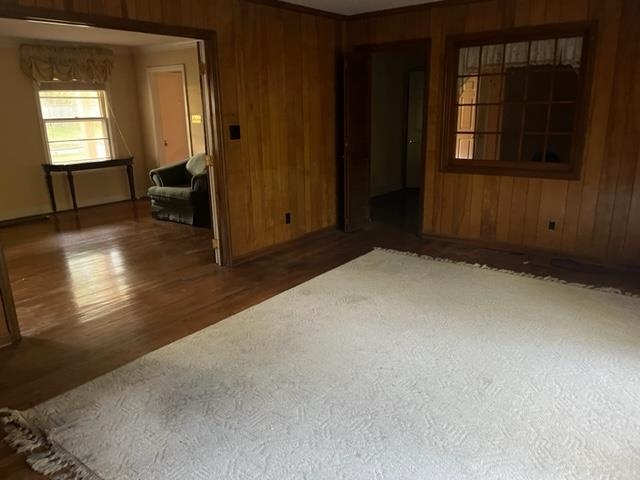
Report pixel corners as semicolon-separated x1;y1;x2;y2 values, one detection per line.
38;88;113;165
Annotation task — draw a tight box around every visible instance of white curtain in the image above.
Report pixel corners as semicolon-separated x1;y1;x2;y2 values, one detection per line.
556;37;584;67
20;44;114;84
458;37;583;76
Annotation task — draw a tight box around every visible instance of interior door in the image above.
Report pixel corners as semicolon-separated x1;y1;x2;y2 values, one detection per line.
456;76;477;159
197;41;222;265
343;51;371;232
406;70;425;189
152;70;191;165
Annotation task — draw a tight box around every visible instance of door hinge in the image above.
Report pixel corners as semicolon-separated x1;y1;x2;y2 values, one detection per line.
211;238;220;249
199;62;207;76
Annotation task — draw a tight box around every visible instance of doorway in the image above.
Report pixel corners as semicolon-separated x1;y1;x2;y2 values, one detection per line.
0;7;231;266
343;41;429;234
370;50;425;233
148;66;192;166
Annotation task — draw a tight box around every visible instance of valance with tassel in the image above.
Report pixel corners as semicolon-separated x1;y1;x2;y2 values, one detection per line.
20;44;114;84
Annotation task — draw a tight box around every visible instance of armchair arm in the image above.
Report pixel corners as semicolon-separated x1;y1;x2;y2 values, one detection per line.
149;161;189;187
191;173;209;192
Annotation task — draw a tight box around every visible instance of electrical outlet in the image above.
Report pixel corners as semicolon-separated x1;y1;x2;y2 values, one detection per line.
285;213;291;224
548;220;556;231
229;125;241;140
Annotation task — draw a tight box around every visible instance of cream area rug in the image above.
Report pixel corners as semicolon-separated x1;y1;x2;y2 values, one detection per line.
2;249;640;480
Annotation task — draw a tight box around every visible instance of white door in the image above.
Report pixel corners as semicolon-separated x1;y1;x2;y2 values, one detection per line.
149;68;192;166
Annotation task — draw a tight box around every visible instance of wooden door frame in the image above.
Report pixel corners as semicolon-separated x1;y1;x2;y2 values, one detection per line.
342;51;372;232
0;246;20;346
146;64;194;165
348;39;431;235
0;4;232;266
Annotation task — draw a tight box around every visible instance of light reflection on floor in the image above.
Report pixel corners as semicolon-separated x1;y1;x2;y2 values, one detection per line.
64;248;132;316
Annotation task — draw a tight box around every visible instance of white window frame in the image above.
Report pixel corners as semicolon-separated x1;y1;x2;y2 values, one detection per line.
35;83;115;165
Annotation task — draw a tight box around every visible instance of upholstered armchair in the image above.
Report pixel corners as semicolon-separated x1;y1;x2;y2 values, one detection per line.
147;153;211;227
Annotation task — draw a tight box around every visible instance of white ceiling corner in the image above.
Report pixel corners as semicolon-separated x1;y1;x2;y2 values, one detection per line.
282;0;443;16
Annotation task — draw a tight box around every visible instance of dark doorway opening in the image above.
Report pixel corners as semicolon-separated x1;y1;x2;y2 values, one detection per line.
343;41;429;235
369;50;425;233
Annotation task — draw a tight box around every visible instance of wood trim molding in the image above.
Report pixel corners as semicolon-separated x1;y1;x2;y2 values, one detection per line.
0;4;212;38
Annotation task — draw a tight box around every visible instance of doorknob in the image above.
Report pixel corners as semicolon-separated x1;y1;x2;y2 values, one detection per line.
408;139;415;144
164;140;168;146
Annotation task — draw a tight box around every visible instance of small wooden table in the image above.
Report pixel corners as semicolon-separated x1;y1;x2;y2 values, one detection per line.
42;157;135;212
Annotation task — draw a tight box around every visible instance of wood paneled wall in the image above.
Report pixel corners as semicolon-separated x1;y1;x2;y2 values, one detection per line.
348;0;640;265
4;0;340;259
4;0;638;265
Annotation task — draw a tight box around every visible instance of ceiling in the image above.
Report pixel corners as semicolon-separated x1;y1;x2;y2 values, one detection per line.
0;17;192;47
284;0;442;15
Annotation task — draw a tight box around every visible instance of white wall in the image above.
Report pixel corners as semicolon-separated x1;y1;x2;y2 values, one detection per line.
370;49;425;197
0;38;147;221
133;43;205;178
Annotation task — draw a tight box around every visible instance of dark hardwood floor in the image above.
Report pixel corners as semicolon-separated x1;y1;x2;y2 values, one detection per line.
370;188;420;233
1;200;638;479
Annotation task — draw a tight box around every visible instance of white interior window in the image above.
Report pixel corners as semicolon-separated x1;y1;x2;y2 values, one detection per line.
38;88;112;165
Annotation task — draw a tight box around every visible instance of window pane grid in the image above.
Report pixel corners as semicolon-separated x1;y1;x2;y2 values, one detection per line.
39;95;103;99
38;90;101;97
44;119;109;142
454;34;582;165
42;117;108;122
38;90;112;165
47;138;111;143
540;39;558;162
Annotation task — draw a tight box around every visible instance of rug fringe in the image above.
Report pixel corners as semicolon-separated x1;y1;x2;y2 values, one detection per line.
0;408;101;480
373;247;640;298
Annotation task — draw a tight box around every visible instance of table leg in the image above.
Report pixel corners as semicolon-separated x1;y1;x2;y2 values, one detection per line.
66;171;78;211
44;171;57;212
126;164;136;201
